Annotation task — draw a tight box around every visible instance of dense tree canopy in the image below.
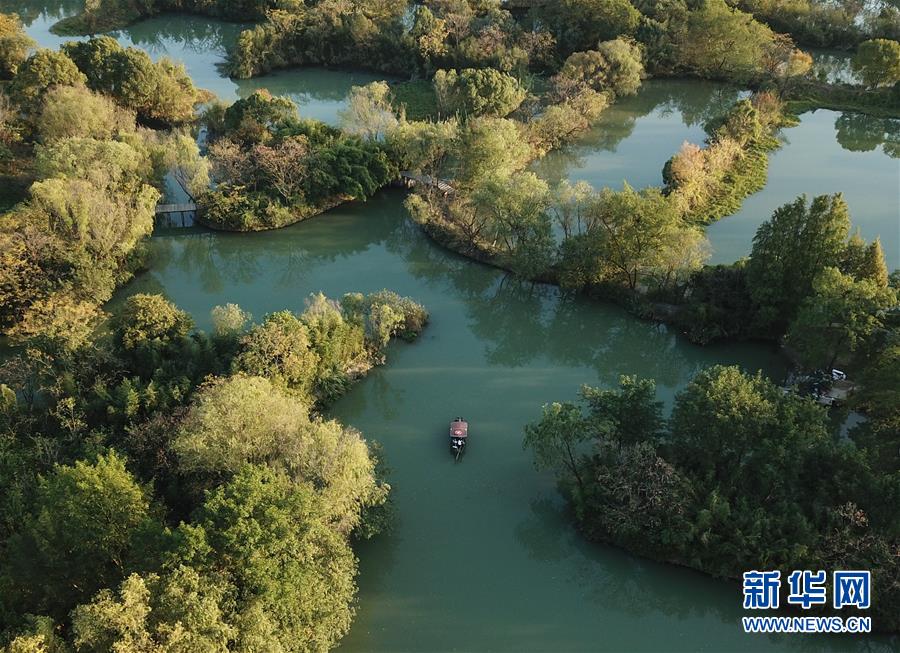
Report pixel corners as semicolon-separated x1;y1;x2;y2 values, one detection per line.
535;0;642;56
1;0;898;645
786;266;897;369
434;67;527;118
63;36;201;126
9;49;85;107
553;38;645;99
0;286;425;648
0;13;33;79
525;366;900;628
747;193;852;329
3;452;159;622
201;91;396;230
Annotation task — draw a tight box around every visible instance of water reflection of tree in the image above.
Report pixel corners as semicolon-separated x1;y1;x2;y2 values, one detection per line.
144;193;401;294
533;80;743;186
234;69;390;105
1;0;83;24
114;17;247;56
809;49;859;85
385;213;696;387
835;112;900;158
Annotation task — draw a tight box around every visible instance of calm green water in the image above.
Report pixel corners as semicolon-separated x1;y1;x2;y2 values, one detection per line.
808;49;861;85
533;79;744;192
5;5;387;123
123;192;894;652
706;110;899;269
536;80;899;270
5;5;898;649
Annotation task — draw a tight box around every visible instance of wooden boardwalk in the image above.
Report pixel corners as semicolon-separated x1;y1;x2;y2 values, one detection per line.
155;202;197;215
155;203;197;228
399;171;455;195
154;169;197;228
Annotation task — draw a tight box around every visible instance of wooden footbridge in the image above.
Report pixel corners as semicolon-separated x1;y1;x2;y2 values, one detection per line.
155;202;197;227
154;171;452;229
154;171;197;228
398;171;455;195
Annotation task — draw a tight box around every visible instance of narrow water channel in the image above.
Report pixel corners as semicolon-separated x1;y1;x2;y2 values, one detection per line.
4;4;898;649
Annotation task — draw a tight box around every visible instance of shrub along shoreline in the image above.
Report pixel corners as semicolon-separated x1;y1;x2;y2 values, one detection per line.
403;91;792;335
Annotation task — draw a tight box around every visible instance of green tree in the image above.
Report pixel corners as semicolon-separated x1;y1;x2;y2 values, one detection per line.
747;194;852;331
0;12;34;79
433;68;527;118
232;311;319;399
852;38;900;88
786;267;897;369
299;293;366;401
595;38;645;96
556;183;708;292
553;39;645;99
210;303;252;339
220;89;297;145
674;0;784;82
468;171;554;278
841;234;890;287
667;366;829;497
9;49;86;107
339;81;402;141
36;84;135;142
580;376;663;446
115;294;195;352
174;375;385;531
537;0;642;55
63;37;200;125
4;452;160;620
339;290;429;349
451;116;532;187
187;465;358;651
386;118;458;174
2;616;66;653
71;568;235;653
523;401;591;499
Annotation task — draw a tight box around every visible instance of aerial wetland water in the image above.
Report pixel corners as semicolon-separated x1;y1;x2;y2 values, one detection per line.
5;3;899;650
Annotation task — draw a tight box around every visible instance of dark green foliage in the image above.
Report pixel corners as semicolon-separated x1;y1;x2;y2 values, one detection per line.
534;0;642;56
115;294;195;352
220;89;298;144
9;49;86;106
201;91;397;231
675;262;755;343
747;194;852;331
3;452;163;622
525;366;900;628
0;286;425;645
182;464;358;650
63;36;200;126
433;67;527;118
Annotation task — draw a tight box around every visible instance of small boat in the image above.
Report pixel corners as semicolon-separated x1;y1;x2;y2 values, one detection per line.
449;417;468;460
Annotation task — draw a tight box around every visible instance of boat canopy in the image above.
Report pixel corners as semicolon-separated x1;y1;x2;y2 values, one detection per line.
450;419;468;438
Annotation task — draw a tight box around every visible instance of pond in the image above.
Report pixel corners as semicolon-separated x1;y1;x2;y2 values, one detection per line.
122;191;893;652
535;79;899;270
4;4;898;650
533;79;745;192
6;5;388;124
808;49;862;85
707;110;900;269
